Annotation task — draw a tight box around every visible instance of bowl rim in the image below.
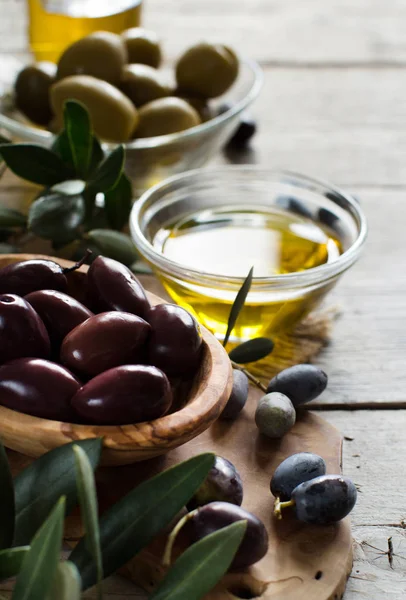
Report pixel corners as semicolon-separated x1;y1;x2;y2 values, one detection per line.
0;57;263;150
130;167;368;290
0;254;232;460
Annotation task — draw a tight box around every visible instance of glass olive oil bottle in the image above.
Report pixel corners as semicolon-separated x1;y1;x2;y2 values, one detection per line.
28;0;142;61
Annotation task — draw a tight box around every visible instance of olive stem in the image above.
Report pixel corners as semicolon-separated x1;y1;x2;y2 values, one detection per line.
62;249;92;273
231;361;267;393
162;509;198;567
273;497;295;520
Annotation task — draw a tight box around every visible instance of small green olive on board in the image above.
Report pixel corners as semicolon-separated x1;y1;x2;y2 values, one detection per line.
56;31;128;86
136;97;201;138
176;42;239;98
121;27;162;68
14;62;57;126
120;64;170;107
50;75;139;142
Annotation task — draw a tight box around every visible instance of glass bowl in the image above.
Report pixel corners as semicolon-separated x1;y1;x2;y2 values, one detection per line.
130;167;367;342
0;57;263;196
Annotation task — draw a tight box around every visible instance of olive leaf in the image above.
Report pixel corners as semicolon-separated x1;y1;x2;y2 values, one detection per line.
0;144;72;186
89;137;104;174
130;260;153;275
13;438;102;546
0;439;15;549
0;547;29;581
0;207;26;228
70;452;215;590
87;145;125;193
47;562;81;600
150;521;246;600
104;172;133;231
223;266;254;348
12;497;65;600
64;100;92;179
52;130;74;170
51;180;86;196
28;193;85;244
87;229;138;265
73;445;103;600
229;337;274;364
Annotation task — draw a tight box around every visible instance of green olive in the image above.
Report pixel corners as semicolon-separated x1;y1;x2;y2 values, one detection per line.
57;31;128;86
14;62;57;126
50;75;138;142
120;64;170;107
176;42;239;99
136;97;201;138
176;94;214;122
121;28;162;68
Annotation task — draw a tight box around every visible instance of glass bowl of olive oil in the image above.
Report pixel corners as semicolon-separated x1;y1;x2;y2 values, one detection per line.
130;168;367;342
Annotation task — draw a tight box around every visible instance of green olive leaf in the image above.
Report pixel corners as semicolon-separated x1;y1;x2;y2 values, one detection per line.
73;445;103;600
0;547;29;581
104;172;133;230
88;137;104;174
13;438;102;546
150;521;246;600
51;180;86;196
28;193;85;244
223;266;254;348
47;562;81;600
0;440;15;549
12;497;65;600
70;453;215;590
64;100;92;179
87;229;138;266
87;145;124;193
52;130;74;170
130;260;153;275
228;337;274;364
0;207;26;228
0;243;20;254
0;144;72;186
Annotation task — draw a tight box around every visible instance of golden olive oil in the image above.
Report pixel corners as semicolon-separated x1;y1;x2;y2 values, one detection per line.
153;206;342;341
28;0;142;62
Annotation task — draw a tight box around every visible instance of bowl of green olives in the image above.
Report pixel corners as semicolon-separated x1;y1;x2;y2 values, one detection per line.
0;29;263;195
0;253;232;465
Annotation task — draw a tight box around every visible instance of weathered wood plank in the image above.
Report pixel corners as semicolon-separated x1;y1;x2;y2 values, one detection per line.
3;0;406;66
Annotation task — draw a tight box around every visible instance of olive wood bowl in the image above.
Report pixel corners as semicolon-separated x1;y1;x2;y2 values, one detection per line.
0;254;233;465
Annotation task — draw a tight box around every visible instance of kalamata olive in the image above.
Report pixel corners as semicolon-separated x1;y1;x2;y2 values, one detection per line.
71;364;172;425
50;75;138;142
14;62;56;126
270;453;327;501
121;28;162;68
266;364;328;407
219;369;249;420
189;501;268;570
61;311;150;376
291;475;357;525
148;303;202;376
136;97;201;138
188;456;243;510
0;259;68;296
227;117;257;148
25;290;93;349
120;64;170;107
0;358;80;421
255;392;296;439
57;31;128;85
176;43;239;98
86;256;150;319
0;294;50;364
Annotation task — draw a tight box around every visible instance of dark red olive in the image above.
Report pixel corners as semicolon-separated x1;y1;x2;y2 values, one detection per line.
148;304;202;376
71;364;172;425
189;501;268;570
86;256;150;319
188;456;243;510
61;311;150;376
25;290;93;349
0;260;68;296
0;294;51;364
0;358;80;421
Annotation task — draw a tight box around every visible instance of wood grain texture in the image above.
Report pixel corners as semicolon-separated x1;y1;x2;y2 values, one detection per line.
0;254;233;465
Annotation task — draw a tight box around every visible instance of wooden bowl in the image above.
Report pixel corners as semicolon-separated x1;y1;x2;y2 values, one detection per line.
0;254;233;465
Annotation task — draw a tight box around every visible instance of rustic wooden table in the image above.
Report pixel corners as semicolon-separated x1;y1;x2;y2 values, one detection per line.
1;1;406;598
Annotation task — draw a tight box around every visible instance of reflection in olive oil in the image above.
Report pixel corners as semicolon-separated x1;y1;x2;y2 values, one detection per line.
153;206;342;341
